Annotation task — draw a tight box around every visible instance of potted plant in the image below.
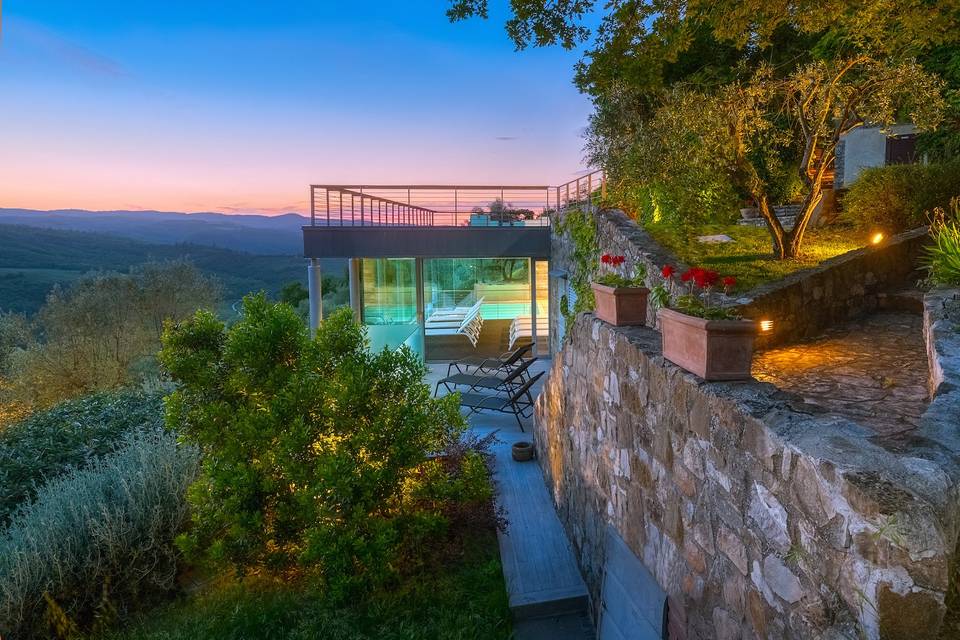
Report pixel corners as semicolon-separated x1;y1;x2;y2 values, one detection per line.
651;265;757;381
591;254;649;326
740;198;760;220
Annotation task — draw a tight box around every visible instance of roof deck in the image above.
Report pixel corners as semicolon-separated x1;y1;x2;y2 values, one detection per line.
302;175;603;259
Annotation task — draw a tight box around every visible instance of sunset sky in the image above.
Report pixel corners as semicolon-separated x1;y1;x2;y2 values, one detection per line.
0;1;595;215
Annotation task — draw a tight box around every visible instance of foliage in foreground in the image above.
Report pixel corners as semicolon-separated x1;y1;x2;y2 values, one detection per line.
0;429;199;639
0;389;164;526
160;297;474;596
925;198;960;286
843;160;960;233
105;530;510;640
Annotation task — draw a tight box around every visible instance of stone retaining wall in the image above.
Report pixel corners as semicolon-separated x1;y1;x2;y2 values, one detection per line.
739;227;930;349
549;208;682;353
549;209;930;350
534;313;960;639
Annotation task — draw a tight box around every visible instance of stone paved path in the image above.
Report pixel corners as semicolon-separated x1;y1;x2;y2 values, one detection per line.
752;312;930;436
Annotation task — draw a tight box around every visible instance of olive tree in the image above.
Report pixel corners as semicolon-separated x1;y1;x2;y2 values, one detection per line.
450;0;958;257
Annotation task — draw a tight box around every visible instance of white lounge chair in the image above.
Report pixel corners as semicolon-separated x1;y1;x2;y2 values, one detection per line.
509;315;549;350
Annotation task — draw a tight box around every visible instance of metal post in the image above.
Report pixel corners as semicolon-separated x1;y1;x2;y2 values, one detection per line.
310;187;315;226
307;258;323;333
348;258;362;319
529;258;537;357
325;189;330;226
588;173;593;213
360;195;365;227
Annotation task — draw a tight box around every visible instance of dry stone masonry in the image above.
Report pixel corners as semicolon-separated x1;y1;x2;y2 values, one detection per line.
540;209;960;639
535;314;960;639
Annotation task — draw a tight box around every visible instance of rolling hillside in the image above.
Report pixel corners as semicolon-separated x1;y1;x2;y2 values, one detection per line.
0;208;309;255
0;224;346;315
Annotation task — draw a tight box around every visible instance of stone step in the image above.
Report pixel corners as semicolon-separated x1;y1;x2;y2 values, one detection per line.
877;288;925;314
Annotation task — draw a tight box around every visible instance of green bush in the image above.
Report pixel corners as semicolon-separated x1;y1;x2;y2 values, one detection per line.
159;296;469;596
842;160;960;232
0;390;164;526
925;198;960;286
0;429;199;639
104;531;510;640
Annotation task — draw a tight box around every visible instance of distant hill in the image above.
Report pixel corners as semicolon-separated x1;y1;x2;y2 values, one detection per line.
0;208;310;255
0;224;346;315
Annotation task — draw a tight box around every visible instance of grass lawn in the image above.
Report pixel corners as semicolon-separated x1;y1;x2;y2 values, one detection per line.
645;222;870;292
104;531;510;640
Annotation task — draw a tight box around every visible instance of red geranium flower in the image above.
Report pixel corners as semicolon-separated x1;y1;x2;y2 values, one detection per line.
614;255;625;266
680;268;694;283
693;269;719;289
722;276;736;289
601;254;611;264
661;265;674;278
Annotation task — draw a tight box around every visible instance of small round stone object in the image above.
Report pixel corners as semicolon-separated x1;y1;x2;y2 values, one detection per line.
512;441;534;462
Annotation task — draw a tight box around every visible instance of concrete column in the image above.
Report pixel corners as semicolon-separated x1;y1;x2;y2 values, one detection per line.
530;258;538;357
415;258;425;326
349;258;362;319
307;258;323;334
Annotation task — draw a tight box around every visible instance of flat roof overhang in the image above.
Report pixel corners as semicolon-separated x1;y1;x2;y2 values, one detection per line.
303;226;551;259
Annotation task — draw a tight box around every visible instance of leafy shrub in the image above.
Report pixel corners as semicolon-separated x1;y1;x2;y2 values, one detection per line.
159;296;468;596
0;390;164;526
925;198;960;286
4;260;220;411
0;429;199;639
842;160;960;232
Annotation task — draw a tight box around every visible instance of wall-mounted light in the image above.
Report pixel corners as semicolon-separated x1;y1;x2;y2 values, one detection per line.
760;319;774;332
871;232;885;245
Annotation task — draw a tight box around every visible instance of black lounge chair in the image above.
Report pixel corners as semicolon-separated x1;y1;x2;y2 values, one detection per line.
458;371;545;431
447;342;533;377
435;356;536;397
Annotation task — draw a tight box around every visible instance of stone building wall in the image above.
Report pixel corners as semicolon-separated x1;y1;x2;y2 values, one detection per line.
534;314;960;639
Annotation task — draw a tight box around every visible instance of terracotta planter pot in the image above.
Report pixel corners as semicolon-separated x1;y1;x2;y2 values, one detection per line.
658;308;757;381
512;441;534;462
592;282;650;326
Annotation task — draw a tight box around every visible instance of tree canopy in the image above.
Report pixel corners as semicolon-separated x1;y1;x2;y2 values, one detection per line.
450;0;960;257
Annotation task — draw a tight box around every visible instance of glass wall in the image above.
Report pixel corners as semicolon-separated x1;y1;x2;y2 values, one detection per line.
359;257;549;361
424;258;538;319
360;258;423;358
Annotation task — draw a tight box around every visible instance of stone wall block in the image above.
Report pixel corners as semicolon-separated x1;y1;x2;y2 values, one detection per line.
793;457;837;527
748;482;792;553
718;524;750;576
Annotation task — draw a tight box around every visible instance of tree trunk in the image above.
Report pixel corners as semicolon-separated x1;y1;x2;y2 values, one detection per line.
757;196;789;259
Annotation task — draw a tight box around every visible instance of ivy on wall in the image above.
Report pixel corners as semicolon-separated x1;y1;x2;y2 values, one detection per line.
554;209;599;327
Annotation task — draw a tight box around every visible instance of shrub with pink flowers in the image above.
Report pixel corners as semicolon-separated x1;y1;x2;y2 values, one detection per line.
594;254;647;288
651;265;740;320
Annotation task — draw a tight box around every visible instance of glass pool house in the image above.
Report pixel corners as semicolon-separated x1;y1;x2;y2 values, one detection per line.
302;178;603;361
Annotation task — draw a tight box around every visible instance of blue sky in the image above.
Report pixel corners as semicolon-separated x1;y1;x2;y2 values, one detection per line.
0;1;596;213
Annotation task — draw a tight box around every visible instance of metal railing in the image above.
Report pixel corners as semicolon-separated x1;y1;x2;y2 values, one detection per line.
309;170;605;227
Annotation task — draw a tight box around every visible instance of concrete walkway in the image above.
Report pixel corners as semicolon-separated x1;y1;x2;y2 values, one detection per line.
426;360;593;640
